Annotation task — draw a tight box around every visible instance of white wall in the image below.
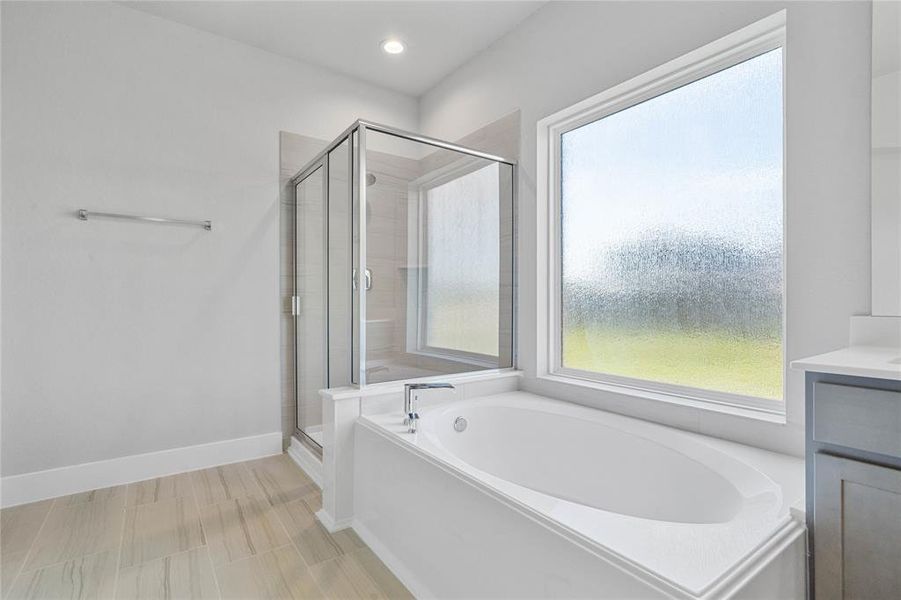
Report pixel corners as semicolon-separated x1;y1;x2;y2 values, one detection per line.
871;68;901;316
0;0;874;474
0;1;418;477
420;1;872;455
871;0;901;317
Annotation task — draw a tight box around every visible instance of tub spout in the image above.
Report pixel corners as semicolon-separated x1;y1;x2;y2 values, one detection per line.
403;382;455;433
407;410;420;433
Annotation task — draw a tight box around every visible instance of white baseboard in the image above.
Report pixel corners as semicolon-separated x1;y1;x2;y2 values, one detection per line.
1;432;282;508
352;518;433;599
286;435;323;488
315;508;353;532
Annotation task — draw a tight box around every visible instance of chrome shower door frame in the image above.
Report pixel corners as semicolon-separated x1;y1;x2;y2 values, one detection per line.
289;120;517;423
293;157;329;452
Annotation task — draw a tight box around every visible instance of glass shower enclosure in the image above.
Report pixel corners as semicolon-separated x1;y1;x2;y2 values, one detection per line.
291;121;515;450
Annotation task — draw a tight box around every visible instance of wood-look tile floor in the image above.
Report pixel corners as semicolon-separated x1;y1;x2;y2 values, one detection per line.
0;454;412;599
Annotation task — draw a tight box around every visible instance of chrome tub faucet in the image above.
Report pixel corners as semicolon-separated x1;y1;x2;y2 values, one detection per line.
404;382;455;433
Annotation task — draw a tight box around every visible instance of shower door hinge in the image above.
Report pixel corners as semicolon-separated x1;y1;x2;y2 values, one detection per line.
291;296;302;317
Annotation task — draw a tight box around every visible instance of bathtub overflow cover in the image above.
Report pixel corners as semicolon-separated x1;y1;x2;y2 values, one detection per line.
453;417;467;432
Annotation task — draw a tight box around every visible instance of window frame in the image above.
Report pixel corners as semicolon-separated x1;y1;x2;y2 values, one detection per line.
537;11;787;416
407;159;504;368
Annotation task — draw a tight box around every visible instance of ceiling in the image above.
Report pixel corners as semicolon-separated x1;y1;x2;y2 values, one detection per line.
122;1;546;96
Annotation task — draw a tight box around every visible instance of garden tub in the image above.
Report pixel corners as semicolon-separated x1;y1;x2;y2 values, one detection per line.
353;391;805;599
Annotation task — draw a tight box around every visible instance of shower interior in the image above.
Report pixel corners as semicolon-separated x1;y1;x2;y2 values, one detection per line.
291;121;515;449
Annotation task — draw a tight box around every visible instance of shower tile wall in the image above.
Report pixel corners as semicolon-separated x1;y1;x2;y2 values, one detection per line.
364;153;419;375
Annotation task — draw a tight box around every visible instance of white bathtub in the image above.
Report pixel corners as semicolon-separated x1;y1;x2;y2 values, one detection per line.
352;391;805;599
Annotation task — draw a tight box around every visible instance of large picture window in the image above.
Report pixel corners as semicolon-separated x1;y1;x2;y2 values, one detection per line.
543;15;785;411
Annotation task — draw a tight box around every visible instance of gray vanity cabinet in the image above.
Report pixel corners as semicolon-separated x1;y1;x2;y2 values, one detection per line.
813;454;901;599
806;373;901;599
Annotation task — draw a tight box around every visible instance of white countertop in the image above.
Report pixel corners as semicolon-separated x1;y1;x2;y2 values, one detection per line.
791;346;901;381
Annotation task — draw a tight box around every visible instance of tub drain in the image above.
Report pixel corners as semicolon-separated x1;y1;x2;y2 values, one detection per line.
453;416;467;432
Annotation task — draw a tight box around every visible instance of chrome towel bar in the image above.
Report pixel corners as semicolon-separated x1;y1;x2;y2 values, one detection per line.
77;209;212;231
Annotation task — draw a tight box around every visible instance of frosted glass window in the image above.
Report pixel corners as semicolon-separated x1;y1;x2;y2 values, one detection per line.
425;163;500;356
560;48;784;400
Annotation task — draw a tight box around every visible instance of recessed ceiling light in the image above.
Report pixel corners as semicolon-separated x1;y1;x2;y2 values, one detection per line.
381;39;405;55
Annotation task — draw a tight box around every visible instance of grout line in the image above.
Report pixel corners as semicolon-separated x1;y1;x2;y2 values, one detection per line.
111;486;130;598
315;551;384;599
346;545;404;599
244;461;272;508
274;458;406;599
12;495;129;574
115;473;217;596
257;457;329;598
117;501;209;564
14;546;122;585
191;465;224;599
342;544;394;598
265;467;306;563
281;526;329;598
10;496;57;588
238;461;268;501
269;495;303;562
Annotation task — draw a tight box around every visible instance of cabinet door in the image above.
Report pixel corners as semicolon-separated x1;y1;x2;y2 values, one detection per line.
814;453;901;599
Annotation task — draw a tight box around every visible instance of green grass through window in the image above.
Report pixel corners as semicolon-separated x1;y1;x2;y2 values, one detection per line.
563;327;782;400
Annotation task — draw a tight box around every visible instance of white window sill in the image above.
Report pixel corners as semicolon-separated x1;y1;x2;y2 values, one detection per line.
535;373;788;426
323;368;523;401
406;347;501;370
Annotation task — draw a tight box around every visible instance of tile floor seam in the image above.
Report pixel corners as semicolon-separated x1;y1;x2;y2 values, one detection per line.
347;546;401;599
348;547;392;599
187;475;208;549
314;552;384;600
120;486;206;571
8;497;56;593
234;498;257;557
111;490;130;599
200;493;276;567
239;462;268;501
256;461;330;599
269;497;317;569
285;541;328;600
126;473;194;509
190;463;258;508
245;468;270;510
8;545;123;599
190;469;224;600
280;540;328;599
15;545;120;578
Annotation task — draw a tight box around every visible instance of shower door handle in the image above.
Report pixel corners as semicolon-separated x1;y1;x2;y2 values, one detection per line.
352;268;373;291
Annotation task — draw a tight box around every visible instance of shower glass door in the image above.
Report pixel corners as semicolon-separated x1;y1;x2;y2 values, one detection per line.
294;164;326;448
289;122;514;416
358;128;515;384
